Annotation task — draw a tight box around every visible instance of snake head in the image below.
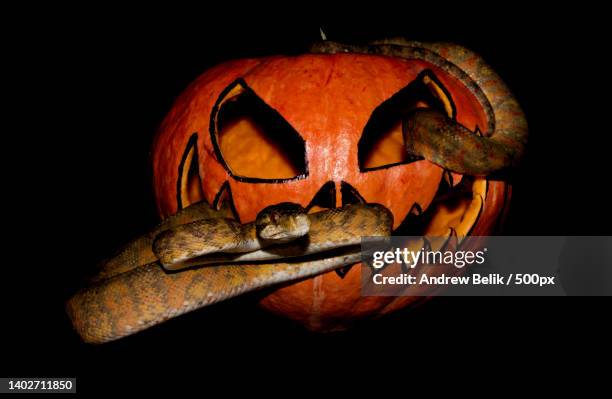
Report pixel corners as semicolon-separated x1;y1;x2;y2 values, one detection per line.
255;202;310;243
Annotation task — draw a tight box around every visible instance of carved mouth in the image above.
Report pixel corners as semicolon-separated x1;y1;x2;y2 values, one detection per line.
189;177;485;278
394;175;486;243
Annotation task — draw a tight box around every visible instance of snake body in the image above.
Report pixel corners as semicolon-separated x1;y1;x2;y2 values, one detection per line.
88;201;234;283
67;203;392;343
153;203;311;270
67;39;526;344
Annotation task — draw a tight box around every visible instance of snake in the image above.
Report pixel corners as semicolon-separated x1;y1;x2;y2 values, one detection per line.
67;39;527;344
67;203;393;343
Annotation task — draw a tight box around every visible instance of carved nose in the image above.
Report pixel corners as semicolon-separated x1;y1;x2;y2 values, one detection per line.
305;181;366;279
340;182;366;206
306;181;366;211
307;181;336;211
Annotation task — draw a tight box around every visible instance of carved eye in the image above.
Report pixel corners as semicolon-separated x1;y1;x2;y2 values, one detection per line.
358;70;456;171
211;79;308;183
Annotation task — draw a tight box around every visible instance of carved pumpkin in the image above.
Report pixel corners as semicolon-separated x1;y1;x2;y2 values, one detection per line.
152;47;511;331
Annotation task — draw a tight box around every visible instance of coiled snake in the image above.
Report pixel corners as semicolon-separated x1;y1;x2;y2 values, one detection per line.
66;39;527;343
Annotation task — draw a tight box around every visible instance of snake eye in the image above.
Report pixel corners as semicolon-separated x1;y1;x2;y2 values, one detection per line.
270;212;280;224
211;79;308;183
358;70;455;171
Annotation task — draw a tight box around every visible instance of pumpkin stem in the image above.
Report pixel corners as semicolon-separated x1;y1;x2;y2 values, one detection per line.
319;27;327;41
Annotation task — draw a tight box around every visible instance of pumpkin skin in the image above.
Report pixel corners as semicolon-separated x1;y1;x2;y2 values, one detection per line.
152;53;510;331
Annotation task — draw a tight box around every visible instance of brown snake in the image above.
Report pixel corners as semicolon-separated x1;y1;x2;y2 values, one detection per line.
66;203;392;343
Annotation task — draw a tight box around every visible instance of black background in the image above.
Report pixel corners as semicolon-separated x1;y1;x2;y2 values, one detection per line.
5;7;611;393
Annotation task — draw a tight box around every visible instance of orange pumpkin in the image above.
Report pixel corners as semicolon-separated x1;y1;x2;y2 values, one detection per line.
152;49;510;331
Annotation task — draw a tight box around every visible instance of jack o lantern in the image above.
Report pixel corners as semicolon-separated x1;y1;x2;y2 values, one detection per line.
151;40;517;331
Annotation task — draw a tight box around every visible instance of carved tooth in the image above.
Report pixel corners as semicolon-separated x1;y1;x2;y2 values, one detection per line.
473;177;487;201
335;265;353;279
455;193;483;239
422;74;454;118
212;181;241;222
426;228;452;252
443;170;453;187
443;228;459;252
177;134;204;210
443;170;463;188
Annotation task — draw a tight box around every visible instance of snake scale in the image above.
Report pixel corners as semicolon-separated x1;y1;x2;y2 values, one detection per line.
67;39;527;343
